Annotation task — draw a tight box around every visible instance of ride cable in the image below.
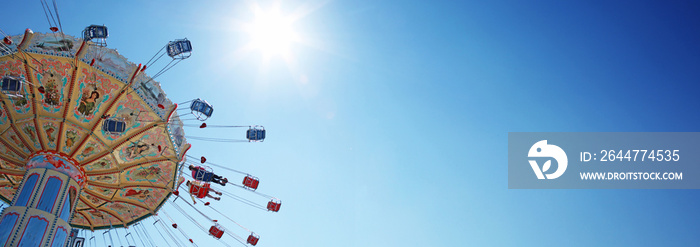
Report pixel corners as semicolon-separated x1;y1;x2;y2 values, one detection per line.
185;154;247;176
180;170;264;207
137;222;159;247
192;195;254;234
172;190;252;246
123;210;152;247
39;0;66;41
124;230;136;247
132;222;152;247
89;231;95;247
162;209;199;247
0;27;13;55
169;200;208;232
143;45;167;69
183;124;253;128
177;180;267;211
114;226;125;247
154;216;186;247
183;157;276;199
141;39;191;84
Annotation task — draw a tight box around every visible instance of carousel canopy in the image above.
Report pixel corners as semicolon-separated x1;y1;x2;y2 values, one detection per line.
0;31;189;230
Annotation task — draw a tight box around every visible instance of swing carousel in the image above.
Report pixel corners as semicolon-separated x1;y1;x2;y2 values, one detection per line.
0;3;280;246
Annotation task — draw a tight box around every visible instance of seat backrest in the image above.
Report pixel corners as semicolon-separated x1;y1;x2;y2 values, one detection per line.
1;76;22;92
103;119;126;133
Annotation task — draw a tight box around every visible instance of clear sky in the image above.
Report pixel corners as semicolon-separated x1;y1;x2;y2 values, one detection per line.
3;0;700;246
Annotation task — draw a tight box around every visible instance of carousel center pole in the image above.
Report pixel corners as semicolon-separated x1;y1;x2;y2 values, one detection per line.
0;153;85;247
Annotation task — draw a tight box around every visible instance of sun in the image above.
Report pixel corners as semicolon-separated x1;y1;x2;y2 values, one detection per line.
245;4;300;60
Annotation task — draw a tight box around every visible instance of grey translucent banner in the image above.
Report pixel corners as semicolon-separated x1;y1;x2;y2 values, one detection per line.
508;132;700;189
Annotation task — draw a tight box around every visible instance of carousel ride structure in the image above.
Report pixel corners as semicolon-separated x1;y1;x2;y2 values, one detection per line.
0;24;278;247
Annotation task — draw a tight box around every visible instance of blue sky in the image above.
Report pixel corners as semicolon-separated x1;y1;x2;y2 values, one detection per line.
3;0;700;246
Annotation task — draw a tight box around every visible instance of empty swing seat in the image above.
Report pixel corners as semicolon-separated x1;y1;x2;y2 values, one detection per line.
167;39;193;59
1;76;22;93
102;119;126;134
247;233;260;246
190;99;213;120
246;127;265;142
209;225;224;239
83;25;108;44
242;176;259;190
267;200;281;212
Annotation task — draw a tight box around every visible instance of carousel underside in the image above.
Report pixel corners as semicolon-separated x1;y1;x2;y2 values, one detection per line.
0;31;189;230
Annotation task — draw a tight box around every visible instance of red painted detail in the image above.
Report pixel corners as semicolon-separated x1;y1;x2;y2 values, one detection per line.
81;190;151;213
0;138;27;160
199;123;207;128
15;174;39;206
54;123;64;153
178;144;192;163
23;62;42;154
0;212;21;240
18;29;33;49
9;122;34;153
90;58;95;66
37;176;63;213
37;86;45;94
74;41;87;59
80;190;111;204
50;27;59;32
78;197;98;212
1;103;34;154
77;211;94;227
102;210;128;227
22;61;46;151
16;215;49;246
158;104;165;109
50;226;69;247
128;64;142;85
141;64;146;71
166;103;178;123
3;37;11;45
243;176;259;190
84;158;169;176
27;152;85;185
0;169;25;176
59;59;82;153
33;118;46;150
79;200;132;227
0;155;23;165
173;190;179;196
59;186;77;218
209;225;224;239
158;145;162;152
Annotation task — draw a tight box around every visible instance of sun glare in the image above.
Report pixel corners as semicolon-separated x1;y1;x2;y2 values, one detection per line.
247;5;300;59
